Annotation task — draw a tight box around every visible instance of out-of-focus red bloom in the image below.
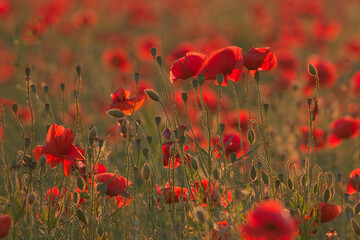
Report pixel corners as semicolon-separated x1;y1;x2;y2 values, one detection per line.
95;173;131;197
35;0;68;26
44;187;65;207
156;181;190;204
276;49;298;72
22;20;47;44
211;220;229;240
346;168;360;194
162;141;191;169
170;52;207;83
328;116;360;147
225;109;251;134
166;42;195;63
72;9;98;28
135;34;161;62
0;214;11;238
193;179;232;207
103;48;132;73
200;46;243;86
114;194;134;208
351;71;360;94
33;124;85;177
299;126;327;152
314;202;341;223
305;56;337;88
243;47;277;72
239;201;298;240
344;39;360;58
0;0;10;16
106;86;145;115
312;20;340;43
212;133;249;159
194;86;230;112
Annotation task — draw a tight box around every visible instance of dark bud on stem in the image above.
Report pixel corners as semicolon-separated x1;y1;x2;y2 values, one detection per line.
11;104;18;113
192;80;198;89
263;103;269;112
197;74;205;85
134;73;140;83
43;85;48;93
307;98;312;106
141;163;151;181
75;66;81;76
150;48;157;58
219;123;225;134
308;64;317;76
98;139;104;149
155;116;161;126
60;83;65;91
25;67;31;79
45;103;50;112
181;92;188;103
156;56;162;66
27;192;36;205
31;84;36;94
216;74;224;85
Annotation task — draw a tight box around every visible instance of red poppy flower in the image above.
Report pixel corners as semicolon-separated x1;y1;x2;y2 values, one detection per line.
44;187;65;207
0;214;11;238
193;179;232;207
212;133;249;159
225;109;251;133
351;71;360;95
102;48;132;73
243;47;277;72
328;116;360;147
200;46;243;86
315;202;341;223
33;124;85;177
170;52;207;83
347;168;360;194
162;141;191;169
106;86;145;115
156;181;190;204
239;201;298;240
312;20;340;43
211;220;229;240
135;34;161;62
95;173;131;197
299;126;327;152
114;194;134;208
72;9;98;29
305;56;337;88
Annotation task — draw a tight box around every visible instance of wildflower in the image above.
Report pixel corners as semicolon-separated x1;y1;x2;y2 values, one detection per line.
106;86;145;115
156;180;190;204
0;214;11;238
212;220;229;240
346;168;360;194
95;173;131;197
170;52;207;83
200;46;243;86
351;71;360;94
193;179;232;207
33;124;85;177
72;9;98;29
299;126;327;152
102;48;132;73
212;133;249;159
243;47;277;72
329;116;360;147
315;202;341;223
162;141;191;169
239;200;298;240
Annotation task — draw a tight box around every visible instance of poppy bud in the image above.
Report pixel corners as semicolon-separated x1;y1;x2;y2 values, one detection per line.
323;188;330;203
219;123;225;133
73;191;79;204
89;125;97;144
192;80;198;89
250;166;257;180
43;85;48;93
308;64;318;76
247;128;255;144
25;67;31;78
198;74;205;85
27;192;36;205
77;177;85;191
11;104;18;113
107;109;125;119
144;89;160;102
98;139;104;149
156;56;162;66
76;208;87;225
307;98;312;106
0;215;11;238
354;202;360;215
216;74;224;85
39;154;47;170
190;157;198;170
134;73;140;83
31;84;36;94
141;163;151;181
76;65;81;75
193;206;206;224
163;128;172;139
262;172;269;185
181;92;188;103
60;83;65;91
351;218;360;236
45;103;50;112
263;103;269;112
155;116;161;126
150;48;157;58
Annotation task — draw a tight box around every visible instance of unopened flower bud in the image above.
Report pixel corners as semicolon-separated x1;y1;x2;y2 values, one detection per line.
43;85;48;93
27;192;36;205
193;206;206;224
134;73;140;83
11;104;18;113
141;163;151;181
107;109;125;119
197;74;205;85
60;83;65;91
181;92;188;103
155;116;161;126
150;48;157;58
75;66;81;76
308;64;317;76
144;89;160;102
216;74;224;85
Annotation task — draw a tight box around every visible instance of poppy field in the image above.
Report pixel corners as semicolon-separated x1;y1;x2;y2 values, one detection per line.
0;0;360;239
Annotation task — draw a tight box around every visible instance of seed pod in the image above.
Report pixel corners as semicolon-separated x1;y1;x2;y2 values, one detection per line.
107;109;125;118
11;104;18;113
31;84;36;94
193;206;206;224
146;136;152;145
263;103;269;112
144;89;160;102
278;173;284;183
150;48;157;58
197;74;205;85
230;153;237;163
275;179;281;188
141;163;151;181
190;157;198;171
60;83;65;91
247;128;255;144
142;148;149;159
213;169;220;180
219;123;225;134
76;208;87;225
